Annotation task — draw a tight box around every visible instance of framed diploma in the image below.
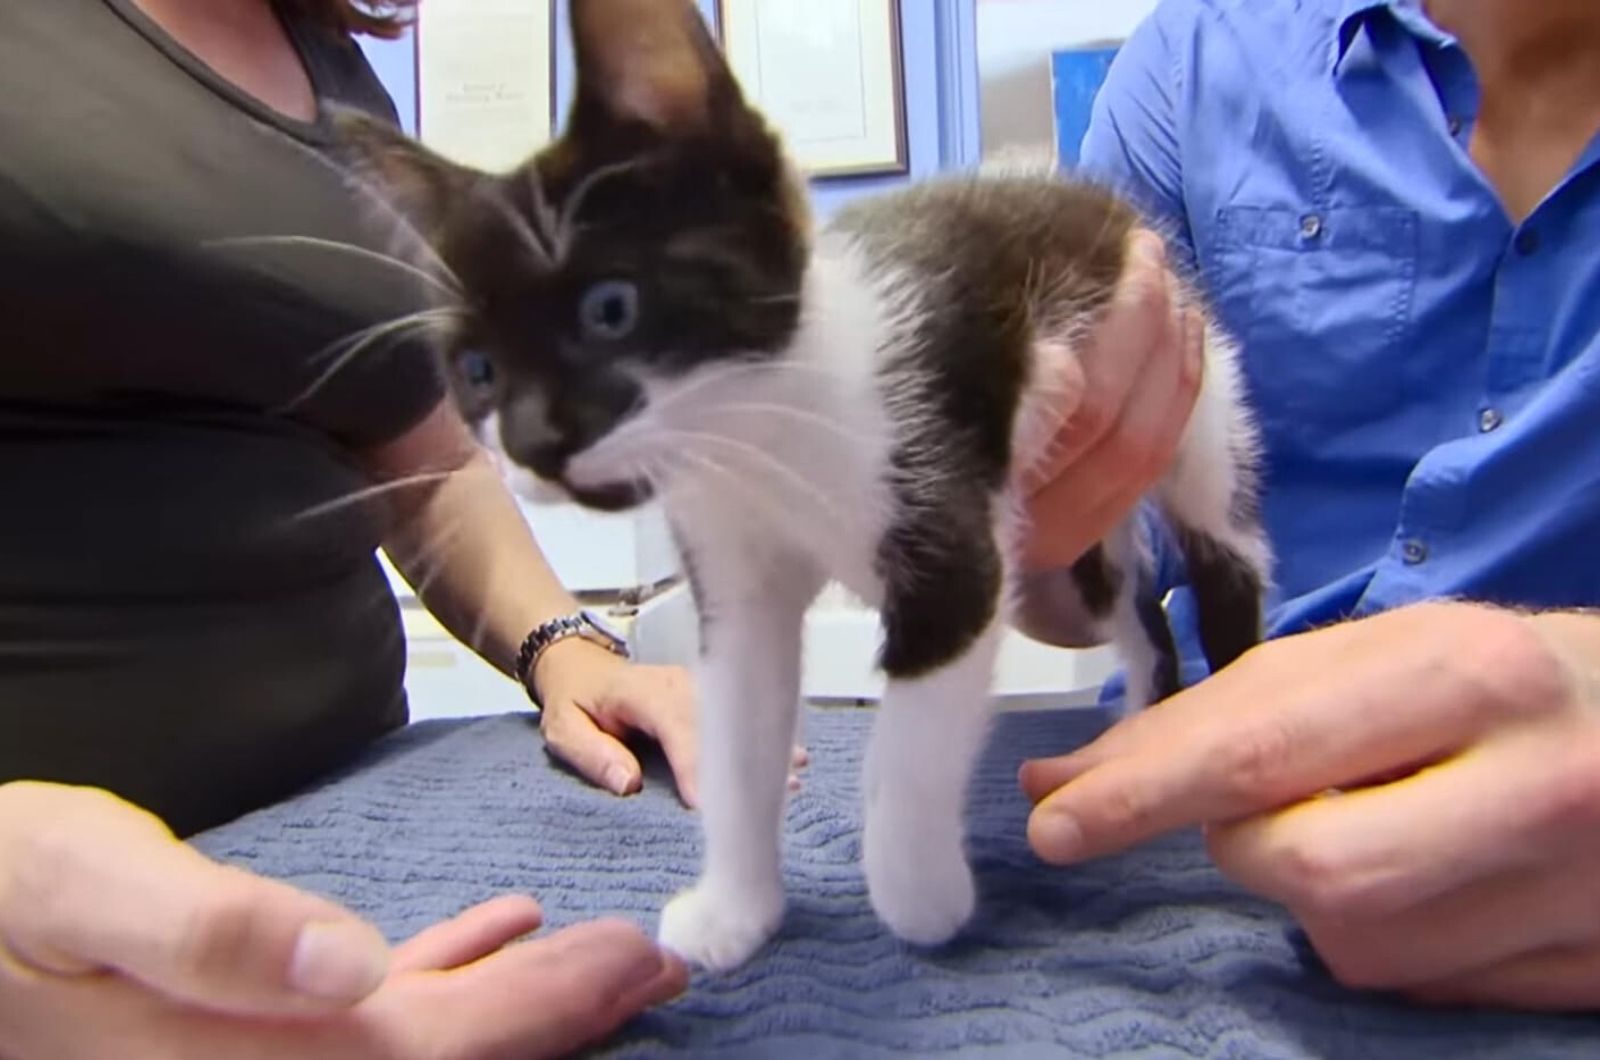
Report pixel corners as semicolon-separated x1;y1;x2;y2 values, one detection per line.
414;0;556;173
717;0;908;178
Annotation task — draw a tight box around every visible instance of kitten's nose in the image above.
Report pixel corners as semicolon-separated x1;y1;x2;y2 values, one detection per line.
499;372;643;480
497;392;568;479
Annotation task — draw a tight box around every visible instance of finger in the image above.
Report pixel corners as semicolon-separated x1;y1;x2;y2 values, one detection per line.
0;789;388;1016
1025;607;1534;864
1180;303;1206;396
609;693;700;810
1408;944;1600;1012
390;896;544;975
542;706;642;797
1026;231;1173;487
1106;297;1197;480
658;720;699;809
408;919;687;1058
793;745;810;769
1207;731;1595;922
1289;851;1600;992
1021;289;1192;571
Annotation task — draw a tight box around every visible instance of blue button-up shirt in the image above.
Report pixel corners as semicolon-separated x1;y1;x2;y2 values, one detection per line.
1080;0;1600;652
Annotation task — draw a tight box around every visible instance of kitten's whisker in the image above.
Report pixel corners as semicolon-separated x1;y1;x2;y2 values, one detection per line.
526;167;563;255
398;517;469;599
272;132;465;291
287;470;455;524
703;402;877;447
309;307;462;366
668;447;825;533
206;235;463;299
554;156;654;254
641;359;856;422
483;187;556;266
657;428;854;529
634;455;681;499
280;308;460;411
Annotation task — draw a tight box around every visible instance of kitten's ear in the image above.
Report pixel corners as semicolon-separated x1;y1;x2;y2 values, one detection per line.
332;108;478;232
569;0;738;134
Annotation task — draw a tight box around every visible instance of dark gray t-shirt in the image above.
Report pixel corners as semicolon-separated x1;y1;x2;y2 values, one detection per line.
0;0;448;834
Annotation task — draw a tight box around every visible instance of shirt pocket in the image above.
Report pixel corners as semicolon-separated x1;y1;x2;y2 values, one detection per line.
1209;205;1420;451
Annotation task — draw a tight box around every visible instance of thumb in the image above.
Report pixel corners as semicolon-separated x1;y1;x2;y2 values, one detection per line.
541;705;643;796
0;784;390;1017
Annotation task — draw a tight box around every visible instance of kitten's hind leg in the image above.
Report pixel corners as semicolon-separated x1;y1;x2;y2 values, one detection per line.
864;509;1004;946
1154;323;1272;676
657;535;823;972
1102;520;1180;712
1171;525;1265;675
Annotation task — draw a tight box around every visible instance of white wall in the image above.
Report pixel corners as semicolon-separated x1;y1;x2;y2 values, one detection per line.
976;0;1160;159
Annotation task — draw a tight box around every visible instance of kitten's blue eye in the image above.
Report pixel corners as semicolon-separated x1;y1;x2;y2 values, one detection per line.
578;279;640;341
458;350;495;389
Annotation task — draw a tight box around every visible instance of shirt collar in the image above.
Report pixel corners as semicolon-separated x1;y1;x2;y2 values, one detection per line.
1335;0;1456;72
1336;0;1390;61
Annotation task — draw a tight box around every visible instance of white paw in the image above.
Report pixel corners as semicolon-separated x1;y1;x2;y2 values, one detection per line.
863;820;976;947
657;881;784;972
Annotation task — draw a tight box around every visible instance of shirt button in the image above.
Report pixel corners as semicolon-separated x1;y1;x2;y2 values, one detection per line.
1299;214;1324;241
1401;539;1429;565
1515;229;1540;256
1479;407;1503;433
1447;115;1463;136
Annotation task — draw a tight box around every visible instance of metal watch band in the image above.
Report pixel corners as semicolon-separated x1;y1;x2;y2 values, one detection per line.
514;611;630;708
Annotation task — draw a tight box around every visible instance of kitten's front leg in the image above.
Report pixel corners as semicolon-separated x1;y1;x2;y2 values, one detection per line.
657;543;820;972
863;512;1006;946
864;619;1002;945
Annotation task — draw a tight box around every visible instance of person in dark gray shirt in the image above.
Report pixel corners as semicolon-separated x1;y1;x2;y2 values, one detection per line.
0;0;695;1054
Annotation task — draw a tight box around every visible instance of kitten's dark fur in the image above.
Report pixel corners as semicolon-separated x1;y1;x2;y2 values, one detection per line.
338;0;1271;971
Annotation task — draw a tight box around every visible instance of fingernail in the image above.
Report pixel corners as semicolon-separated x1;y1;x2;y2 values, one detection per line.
1032;808;1086;864
626;951;689;1008
289;920;390;1003
604;764;634;795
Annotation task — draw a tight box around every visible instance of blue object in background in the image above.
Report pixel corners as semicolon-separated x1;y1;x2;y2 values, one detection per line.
359;0;981;216
1051;44;1120;167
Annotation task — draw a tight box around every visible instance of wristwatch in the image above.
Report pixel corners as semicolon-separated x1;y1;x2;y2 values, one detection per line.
514;609;631;709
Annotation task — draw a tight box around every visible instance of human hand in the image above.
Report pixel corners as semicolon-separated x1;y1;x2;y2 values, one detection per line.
0;782;687;1058
533;643;807;807
1020;228;1204;574
1019;603;1600;1011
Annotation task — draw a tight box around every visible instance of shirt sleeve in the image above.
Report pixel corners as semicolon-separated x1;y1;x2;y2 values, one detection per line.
1078;3;1198;276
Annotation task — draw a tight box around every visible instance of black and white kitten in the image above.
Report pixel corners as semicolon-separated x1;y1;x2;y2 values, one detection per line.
339;0;1271;971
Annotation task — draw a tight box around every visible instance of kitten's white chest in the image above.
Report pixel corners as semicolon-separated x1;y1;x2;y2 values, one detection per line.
632;244;906;604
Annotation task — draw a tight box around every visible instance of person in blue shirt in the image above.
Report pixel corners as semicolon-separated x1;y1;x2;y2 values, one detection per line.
1015;0;1600;1012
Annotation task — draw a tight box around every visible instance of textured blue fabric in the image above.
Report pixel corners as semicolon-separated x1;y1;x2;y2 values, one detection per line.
1077;0;1600;651
194;709;1600;1057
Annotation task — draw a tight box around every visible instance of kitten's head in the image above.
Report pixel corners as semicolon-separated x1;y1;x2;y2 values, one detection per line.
340;0;810;510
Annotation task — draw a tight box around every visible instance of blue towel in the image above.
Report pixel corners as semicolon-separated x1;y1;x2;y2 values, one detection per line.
195;707;1600;1057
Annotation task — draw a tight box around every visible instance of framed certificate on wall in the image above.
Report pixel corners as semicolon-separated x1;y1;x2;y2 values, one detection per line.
717;0;908;178
415;0;556;173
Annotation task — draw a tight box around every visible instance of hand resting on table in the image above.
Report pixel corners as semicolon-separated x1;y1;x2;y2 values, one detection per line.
0;782;685;1058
